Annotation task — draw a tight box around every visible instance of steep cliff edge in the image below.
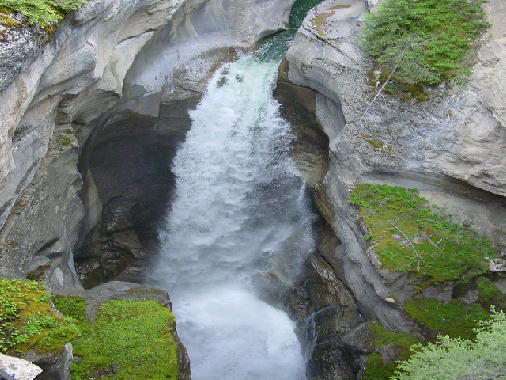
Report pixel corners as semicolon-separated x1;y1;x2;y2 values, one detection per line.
279;0;506;377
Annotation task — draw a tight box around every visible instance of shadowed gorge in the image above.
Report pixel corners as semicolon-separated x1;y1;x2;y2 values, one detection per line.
1;0;506;378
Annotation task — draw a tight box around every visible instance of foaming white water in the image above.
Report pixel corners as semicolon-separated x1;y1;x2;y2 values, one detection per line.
150;54;312;380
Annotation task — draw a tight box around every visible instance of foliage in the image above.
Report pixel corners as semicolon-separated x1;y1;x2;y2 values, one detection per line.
393;310;506;379
56;299;179;380
363;322;421;379
403;297;488;339
360;0;488;93
349;184;496;284
0;278;79;354
0;0;86;26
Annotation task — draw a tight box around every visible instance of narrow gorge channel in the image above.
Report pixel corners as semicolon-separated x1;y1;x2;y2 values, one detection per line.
146;24;316;380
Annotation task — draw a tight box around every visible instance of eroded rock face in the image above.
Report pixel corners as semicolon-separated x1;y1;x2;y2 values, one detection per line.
286;0;506;197
0;0;297;277
280;0;506;334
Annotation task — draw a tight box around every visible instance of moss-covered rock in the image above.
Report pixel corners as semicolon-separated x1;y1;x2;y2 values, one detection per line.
403;297;488;340
0;278;79;355
349;184;496;285
59;298;179;380
53;282;188;379
362;322;421;380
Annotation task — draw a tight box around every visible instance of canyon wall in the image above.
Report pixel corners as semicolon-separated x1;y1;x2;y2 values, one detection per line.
279;0;506;376
0;0;296;280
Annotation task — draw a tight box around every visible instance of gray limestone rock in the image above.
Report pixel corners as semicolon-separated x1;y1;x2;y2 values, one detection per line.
0;354;42;380
0;0;297;278
281;0;506;334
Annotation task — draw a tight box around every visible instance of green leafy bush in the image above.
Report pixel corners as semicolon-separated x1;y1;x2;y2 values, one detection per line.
0;0;86;26
361;0;488;92
393;310;506;379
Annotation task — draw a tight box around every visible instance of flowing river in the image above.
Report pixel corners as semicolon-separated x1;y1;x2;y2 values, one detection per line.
148;1;323;378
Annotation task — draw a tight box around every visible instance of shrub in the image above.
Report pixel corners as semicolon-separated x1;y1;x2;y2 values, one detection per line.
0;0;86;26
360;0;488;93
393;310;506;379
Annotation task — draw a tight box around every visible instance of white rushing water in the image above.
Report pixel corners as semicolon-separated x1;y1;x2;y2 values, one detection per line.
150;53;313;380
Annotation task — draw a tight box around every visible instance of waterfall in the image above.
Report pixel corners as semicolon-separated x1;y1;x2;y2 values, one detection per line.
149;50;314;380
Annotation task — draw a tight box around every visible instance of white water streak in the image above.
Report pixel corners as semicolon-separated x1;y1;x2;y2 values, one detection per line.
151;54;312;380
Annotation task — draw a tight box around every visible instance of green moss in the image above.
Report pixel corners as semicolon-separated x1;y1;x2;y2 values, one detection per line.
56;134;77;148
0;278;80;354
403;298;488;339
370;322;420;357
362;322;421;379
477;277;501;300
0;9;20;28
349;184;496;285
0;0;86;27
363;353;395;380
52;296;87;322
62;299;178;380
476;277;506;311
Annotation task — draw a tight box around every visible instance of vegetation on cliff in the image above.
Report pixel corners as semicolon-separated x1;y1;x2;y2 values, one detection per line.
0;0;86;27
0;280;178;379
393;310;506;379
0;278;79;354
363;322;421;380
349;184;496;285
360;0;488;94
403;298;488;339
351;184;506;378
53;296;179;380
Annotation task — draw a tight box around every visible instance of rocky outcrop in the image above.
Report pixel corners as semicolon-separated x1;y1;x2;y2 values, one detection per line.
0;0;297;279
0;353;42;380
280;0;506;337
287;0;506;198
54;281;191;380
